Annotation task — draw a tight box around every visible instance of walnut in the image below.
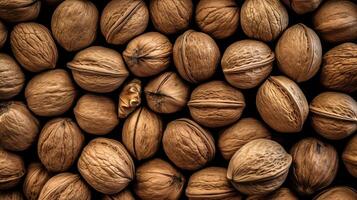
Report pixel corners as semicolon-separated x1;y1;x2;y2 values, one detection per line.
247;187;298;200
0;190;25;200
23;163;52;200
0;20;7;48
118;79;142;119
0;148;25;190
0;0;41;23
102;190;135;200
342;135;357;178
282;0;323;14
314;186;357;200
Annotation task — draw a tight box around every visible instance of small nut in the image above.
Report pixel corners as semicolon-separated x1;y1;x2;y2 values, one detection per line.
118;79;142;119
314;186;357;200
247;187;298;200
0;0;40;23
23;163;52;200
0;190;24;200
0;20;7;48
342;135;357;178
0;148;26;190
103;189;135;200
282;0;323;14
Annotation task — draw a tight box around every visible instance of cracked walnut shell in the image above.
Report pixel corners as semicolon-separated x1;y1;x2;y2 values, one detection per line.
0;148;25;190
282;0;323;14
0;20;7;48
23;163;51;200
0;0;40;23
314;186;357;200
118;79;141;119
343;135;357;178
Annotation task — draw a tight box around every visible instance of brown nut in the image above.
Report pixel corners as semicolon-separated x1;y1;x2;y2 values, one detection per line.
256;76;309;133
247;187;298;200
25;69;77;117
227;139;292;195
134;158;185;200
78;138;135;194
103;189;135;200
100;0;149;45
282;0;323;14
150;0;193;35
310;92;357;140
38;118;84;172
118;79;142;119
188;80;245;128
276;23;322;82
314;186;357;200
51;0;98;51
342;135;357;178
122;107;163;160
10;22;57;72
0;20;7;48
0;101;39;151
123;32;172;77
144;72;190;114
173;30;220;83
0;148;25;190
241;0;289;42
0;0;40;23
67;46;129;93
23;163;51;200
221;39;274;89
290;138;338;195
0;190;24;200
163;118;215;170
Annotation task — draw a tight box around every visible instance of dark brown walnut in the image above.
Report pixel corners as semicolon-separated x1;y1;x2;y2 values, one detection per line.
144;72;190;114
290;138;338;195
218;118;271;160
23;163;51;200
0;101;39;151
0;0;40;23
247;187;298;200
67;46;129;93
0;53;25;100
173;30;220;83
101;0;149;45
276;23;322;82
123;32;172;77
25;69;77;117
38;173;91;200
221;39;274;89
38;118;84;172
74;94;118;135
134;158;185;200
310;92;357;140
195;0;239;39
150;0;193;35
10;22;58;72
122;107;163;160
227;139;292;195
118;79;142;118
0;190;25;200
78;138;135;194
0;20;7;48
0;148;25;190
256;76;309;133
342;135;357;177
186;167;242;200
188;81;245;128
282;0;323;14
162;118;215;170
241;0;289;42
51;0;98;51
314;186;357;200
320;42;357;93
102;189;135;200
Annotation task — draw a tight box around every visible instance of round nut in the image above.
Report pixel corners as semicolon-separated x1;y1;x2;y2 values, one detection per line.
103;189;135;200
282;0;323;14
0;0;40;23
0;148;25;190
247;187;298;200
342;135;357;178
314;186;357;200
0;20;7;48
23;163;52;200
0;190;24;200
118;79;142;119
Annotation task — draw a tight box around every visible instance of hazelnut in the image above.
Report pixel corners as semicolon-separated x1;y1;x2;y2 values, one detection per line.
314;186;357;200
0;20;7;48
118;79;142;119
0;148;25;190
0;190;24;200
247;187;298;200
103;189;135;200
282;0;323;14
23;163;51;200
0;0;40;23
342;135;357;178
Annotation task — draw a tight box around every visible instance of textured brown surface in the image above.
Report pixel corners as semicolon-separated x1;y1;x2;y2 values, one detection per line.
118;79;142;119
0;0;40;22
0;148;25;190
102;189;135;200
313;186;357;200
282;0;322;14
343;135;357;178
22;163;51;200
247;187;298;200
0;190;25;200
0;20;7;48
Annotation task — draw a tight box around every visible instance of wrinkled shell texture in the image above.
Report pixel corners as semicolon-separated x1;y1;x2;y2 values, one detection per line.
10;22;58;72
314;186;357;200
163;118;215;170
0;190;24;200
103;189;135;200
247;187;298;200
77;138;135;194
134;158;185;200
256;76;309;133
227;139;292;195
51;0;98;51
100;0;149;45
123;32;172;77
276;23;322;82
0;148;25;190
0;101;39;151
282;0;323;14
23;163;51;200
25;69;76;117
0;0;40;22
118;79;142;118
309;92;357;140
0;20;7;48
241;0;289;42
221;39;274;89
150;0;193;34
67;46;129;93
343;135;357;178
173;30;220;83
145;72;190;114
290;138;338;195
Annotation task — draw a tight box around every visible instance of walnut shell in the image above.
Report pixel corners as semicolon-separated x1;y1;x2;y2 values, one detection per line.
23;163;51;200
51;0;98;51
0;190;24;200
276;23;322;82
25;69;77;117
38;173;91;200
173;30;220;83
221;39;274;89
188;80;245;128
122;107;163;160
134;158;185;200
227;139;292;195
247;187;298;200
282;0;323;14
0;101;39;151
100;0;149;45
0;53;25;100
78;138;135;194
218;118;271;160
38;118;84;172
0;148;25;190
342;135;357;177
67;46;129;93
320;42;357;93
290;138;338;195
310;92;357;140
163;118;215;170
150;0;192;35
118;79;142;118
314;186;357;200
144;72;190;114
103;189;135;200
0;0;40;23
241;0;289;42
74;94;119;135
256;76;309;133
0;20;7;48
